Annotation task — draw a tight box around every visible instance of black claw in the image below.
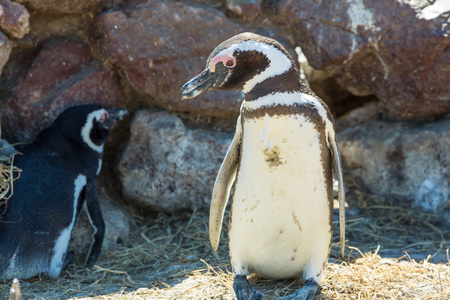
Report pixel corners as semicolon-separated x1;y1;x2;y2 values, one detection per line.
282;278;318;300
233;275;264;300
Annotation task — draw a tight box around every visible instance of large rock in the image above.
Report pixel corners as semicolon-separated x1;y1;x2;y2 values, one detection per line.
94;0;245;122
118;110;232;213
0;31;12;76
268;0;450;118
226;0;262;21
0;39;127;143
0;0;29;38
297;47;376;117
15;0;110;14
22;13;96;48
338;110;450;221
180;0;223;6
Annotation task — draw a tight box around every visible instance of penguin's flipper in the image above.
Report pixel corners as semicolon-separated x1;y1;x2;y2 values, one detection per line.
210;116;242;251
83;179;105;268
9;278;21;300
328;132;346;257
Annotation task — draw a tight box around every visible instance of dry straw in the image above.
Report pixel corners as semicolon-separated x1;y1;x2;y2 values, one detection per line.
0;124;22;219
0;168;449;299
0;151;21;220
0;199;448;300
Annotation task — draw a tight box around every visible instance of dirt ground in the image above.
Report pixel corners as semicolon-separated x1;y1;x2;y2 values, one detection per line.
1;183;449;299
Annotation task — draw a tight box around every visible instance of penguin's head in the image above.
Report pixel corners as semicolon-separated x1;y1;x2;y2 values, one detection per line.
181;32;297;98
49;105;128;153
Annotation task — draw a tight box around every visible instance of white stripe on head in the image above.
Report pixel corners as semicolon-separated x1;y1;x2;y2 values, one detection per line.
81;109;107;153
210;40;292;93
244;92;334;145
49;174;87;278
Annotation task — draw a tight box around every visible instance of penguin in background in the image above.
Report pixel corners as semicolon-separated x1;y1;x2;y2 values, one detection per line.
181;33;345;300
0;105;127;280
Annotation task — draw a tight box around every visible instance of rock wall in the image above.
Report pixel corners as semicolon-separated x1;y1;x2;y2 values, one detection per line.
0;0;449;249
338;103;450;223
267;0;450;118
118;110;232;213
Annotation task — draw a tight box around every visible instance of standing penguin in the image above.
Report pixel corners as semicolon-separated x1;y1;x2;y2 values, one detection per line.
0;105;127;280
181;33;345;300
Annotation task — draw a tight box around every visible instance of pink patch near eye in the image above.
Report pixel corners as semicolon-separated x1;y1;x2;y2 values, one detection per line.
99;110;109;123
209;55;236;72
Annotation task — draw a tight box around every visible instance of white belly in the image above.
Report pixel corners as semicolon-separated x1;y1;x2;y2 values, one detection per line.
229;114;332;281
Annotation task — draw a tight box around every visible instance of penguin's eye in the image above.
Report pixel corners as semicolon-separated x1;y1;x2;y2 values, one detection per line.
225;58;236;68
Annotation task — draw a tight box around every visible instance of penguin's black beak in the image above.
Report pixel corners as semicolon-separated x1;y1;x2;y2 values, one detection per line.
103;108;128;129
181;65;229;100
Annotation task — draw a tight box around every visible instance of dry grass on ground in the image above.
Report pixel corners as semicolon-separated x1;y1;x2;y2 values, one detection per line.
1;186;450;300
0;153;21;220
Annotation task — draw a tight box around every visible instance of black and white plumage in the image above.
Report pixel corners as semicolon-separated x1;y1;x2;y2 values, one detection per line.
0;105;127;280
181;32;345;300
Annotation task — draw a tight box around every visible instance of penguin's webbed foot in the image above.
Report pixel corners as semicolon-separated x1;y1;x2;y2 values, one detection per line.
233;275;263;300
282;278;318;300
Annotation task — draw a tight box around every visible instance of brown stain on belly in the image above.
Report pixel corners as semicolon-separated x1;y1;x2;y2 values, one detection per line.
292;212;302;232
264;146;283;167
